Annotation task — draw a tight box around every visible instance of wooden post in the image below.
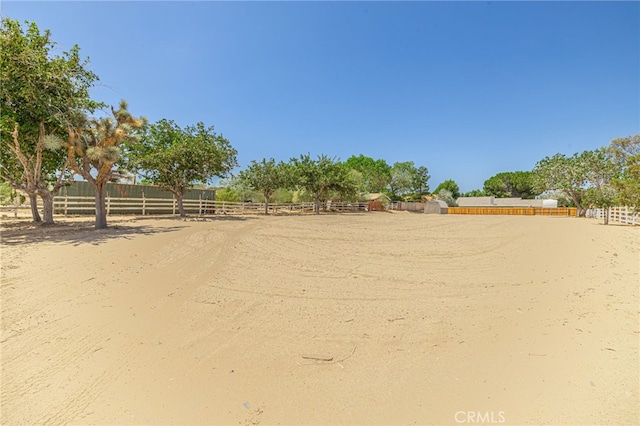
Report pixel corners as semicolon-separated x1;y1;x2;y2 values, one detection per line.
172;198;176;215
199;195;202;216
142;190;146;216
106;193;111;216
64;195;68;216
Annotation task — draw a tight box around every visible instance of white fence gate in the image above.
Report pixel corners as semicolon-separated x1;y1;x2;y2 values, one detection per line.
586;206;638;225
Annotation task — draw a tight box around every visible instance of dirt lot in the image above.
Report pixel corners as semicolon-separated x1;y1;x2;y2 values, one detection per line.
1;212;638;425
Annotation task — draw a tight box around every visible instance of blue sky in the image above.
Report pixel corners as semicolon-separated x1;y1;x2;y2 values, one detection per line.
3;1;639;192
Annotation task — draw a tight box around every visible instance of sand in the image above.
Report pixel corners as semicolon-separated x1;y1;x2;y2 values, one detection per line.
1;212;639;425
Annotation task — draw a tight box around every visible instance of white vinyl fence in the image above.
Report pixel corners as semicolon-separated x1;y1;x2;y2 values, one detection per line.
586;206;638;225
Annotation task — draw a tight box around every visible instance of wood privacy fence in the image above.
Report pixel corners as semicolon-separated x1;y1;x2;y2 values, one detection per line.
3;195;369;217
447;207;578;216
390;202;426;212
586;206;638;225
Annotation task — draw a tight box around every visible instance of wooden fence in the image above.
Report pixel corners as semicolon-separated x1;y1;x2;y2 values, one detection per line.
447;207;578;216
586;206;638;225
390;202;426;212
1;195;369;217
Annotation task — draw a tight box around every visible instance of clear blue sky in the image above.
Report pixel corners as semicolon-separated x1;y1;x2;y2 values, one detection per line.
3;1;639;192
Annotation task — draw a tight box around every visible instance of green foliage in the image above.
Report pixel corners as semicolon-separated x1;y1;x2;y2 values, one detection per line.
238;158;290;214
436;189;458;207
131;118;237;197
289;154;357;213
215;186;244;202
483;171;537;199
0;181;18;205
344;155;392;193
606;134;640;208
533;149;617;217
388;161;430;200
0;18;101;223
463;189;486;197
433;179;460;200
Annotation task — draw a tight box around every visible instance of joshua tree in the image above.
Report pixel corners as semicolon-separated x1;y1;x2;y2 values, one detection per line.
64;101;146;229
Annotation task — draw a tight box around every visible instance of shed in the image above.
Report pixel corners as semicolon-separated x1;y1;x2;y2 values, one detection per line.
424;199;448;214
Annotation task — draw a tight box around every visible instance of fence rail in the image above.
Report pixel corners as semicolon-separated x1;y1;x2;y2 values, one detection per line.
586;206;638;225
447;207;578;216
1;195;368;217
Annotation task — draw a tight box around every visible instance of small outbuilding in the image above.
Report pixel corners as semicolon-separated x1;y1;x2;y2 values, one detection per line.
424;199;448;214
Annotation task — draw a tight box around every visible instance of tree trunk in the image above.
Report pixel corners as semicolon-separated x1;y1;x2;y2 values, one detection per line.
94;183;108;229
28;192;41;222
176;195;186;217
314;198;320;215
264;193;269;215
40;191;55;225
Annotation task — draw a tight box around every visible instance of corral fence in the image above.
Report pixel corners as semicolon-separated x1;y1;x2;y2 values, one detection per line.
1;195;369;217
586;206;638;225
447;207;578;216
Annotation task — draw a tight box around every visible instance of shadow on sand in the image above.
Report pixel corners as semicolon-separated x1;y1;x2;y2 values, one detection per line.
0;214;256;247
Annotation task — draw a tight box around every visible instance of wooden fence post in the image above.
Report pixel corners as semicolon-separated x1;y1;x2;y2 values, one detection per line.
106;194;111;216
64;195;68;216
142;190;146;216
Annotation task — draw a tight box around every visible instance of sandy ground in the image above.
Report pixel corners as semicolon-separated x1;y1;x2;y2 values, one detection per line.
1;212;638;425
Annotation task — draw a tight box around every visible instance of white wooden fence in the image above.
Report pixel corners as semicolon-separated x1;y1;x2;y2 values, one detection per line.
1;195;368;217
586;206;638;225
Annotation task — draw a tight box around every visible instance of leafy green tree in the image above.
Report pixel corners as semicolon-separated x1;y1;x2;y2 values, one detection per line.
483;171;537;199
344;155;391;193
64;101;146;228
130;118;237;218
606;134;640;209
463;189;486;197
533;149;616;217
0;18;100;223
582;149;618;224
388;161;430;200
388;161;414;200
289;154;357;214
238;158;290;214
433;179;460;200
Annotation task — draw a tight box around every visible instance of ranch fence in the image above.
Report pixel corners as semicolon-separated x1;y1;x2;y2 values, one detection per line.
586;206;638;225
1;195;369;217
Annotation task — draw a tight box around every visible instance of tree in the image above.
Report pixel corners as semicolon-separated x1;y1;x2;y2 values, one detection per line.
463;189;486;197
436;189;458;207
411;166;431;200
344;155;391;193
290;154;357;214
238;158;290;214
582;149;618;224
65;101;146;228
0;18;100;224
130;119;237;217
606;134;640;209
388;161;430;201
483;171;537;199
433;179;460;200
533;149;616;218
